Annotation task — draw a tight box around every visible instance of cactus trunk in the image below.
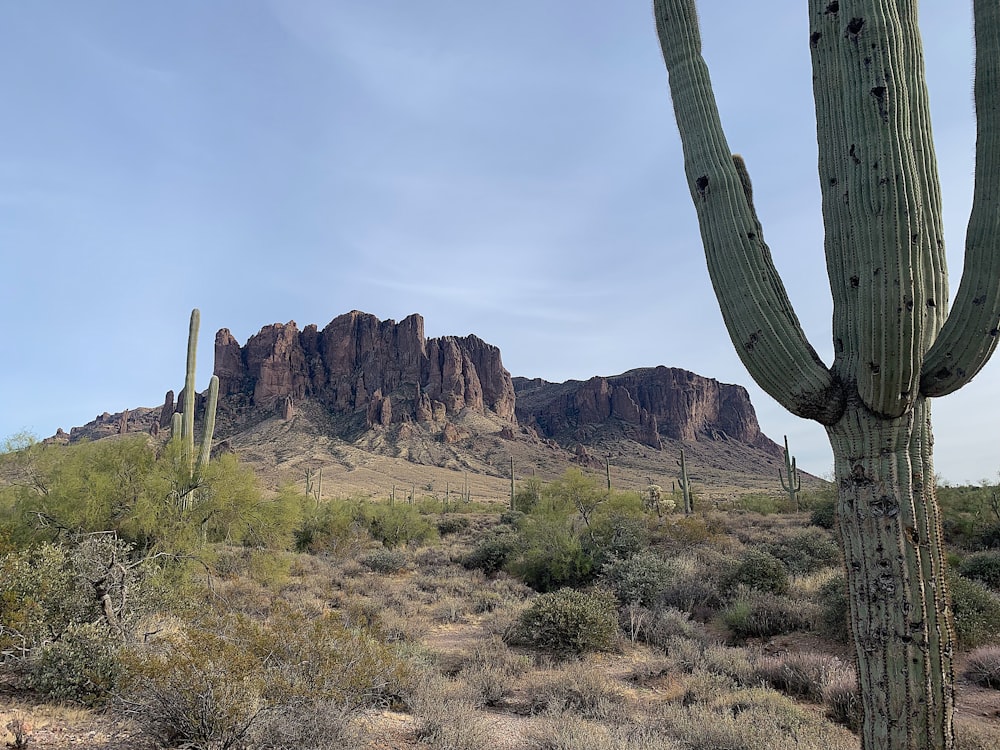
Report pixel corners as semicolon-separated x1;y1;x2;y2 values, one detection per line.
829;397;953;748
654;1;1000;746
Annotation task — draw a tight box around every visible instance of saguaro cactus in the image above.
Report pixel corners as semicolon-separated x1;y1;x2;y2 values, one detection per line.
174;309;219;485
676;448;692;515
779;435;801;511
654;1;1000;747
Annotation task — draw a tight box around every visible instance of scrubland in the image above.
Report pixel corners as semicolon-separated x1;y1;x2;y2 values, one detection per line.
2;435;999;749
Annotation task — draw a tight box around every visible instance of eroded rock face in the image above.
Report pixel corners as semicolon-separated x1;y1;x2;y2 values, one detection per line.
214;311;516;428
514;366;777;454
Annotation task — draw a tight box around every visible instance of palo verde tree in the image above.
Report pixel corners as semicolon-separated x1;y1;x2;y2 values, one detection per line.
654;2;1000;748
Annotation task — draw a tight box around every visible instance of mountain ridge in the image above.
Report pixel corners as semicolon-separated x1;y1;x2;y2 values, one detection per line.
51;311;811;501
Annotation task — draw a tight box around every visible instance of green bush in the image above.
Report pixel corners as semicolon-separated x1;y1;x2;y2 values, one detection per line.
360;548;408;574
763;528;841;575
29;622;122;706
817;574;850;642
462;529;522;575
809;496;837;529
513;588;618;654
959;551;1000;591
601;550;675;606
508;517;594;592
364;504;437;549
586;511;648;564
722;549;790;595
948;572;1000;649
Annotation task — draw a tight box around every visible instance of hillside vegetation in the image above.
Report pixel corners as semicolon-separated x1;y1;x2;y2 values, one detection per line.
1;434;999;749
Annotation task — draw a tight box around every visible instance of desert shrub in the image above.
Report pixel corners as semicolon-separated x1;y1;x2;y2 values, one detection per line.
948;572;1000;648
435;516;469;535
721;549;790;595
508;517;594;592
762;528;841;575
253;700;363;750
809;496;837;529
463;528;522;575
458;635;530;708
525;661;627;721
0;543;93;657
28;622;122;706
1;535;154;669
514;477;542;514
753;651;849;703
964;645;1000;689
738;493;785;515
722;589;814;639
115;606;408;748
654;686;859;750
294;502;366;556
658;573;725;619
585;496;649;564
363;504;437;549
817;573;850;641
601;550;675;606
822;668;861;731
625;604;710;650
360;547;408;574
661;515;725;547
700;643;757;685
513;588;618;654
958;550;1000;590
407;673;495;750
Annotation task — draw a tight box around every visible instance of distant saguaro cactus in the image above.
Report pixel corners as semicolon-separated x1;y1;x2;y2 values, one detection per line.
654;1;1000;747
676;448;692;515
173;309;219;491
778;435;801;511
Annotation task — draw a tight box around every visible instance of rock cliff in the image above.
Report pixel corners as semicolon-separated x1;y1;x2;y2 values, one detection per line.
513;366;780;455
214;311;516;430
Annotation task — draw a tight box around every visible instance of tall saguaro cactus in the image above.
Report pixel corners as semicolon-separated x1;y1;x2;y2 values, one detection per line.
654;2;1000;747
175;309;219;488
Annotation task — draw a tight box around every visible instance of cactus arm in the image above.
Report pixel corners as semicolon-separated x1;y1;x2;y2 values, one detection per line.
920;0;1000;397
654;0;844;425
196;375;219;475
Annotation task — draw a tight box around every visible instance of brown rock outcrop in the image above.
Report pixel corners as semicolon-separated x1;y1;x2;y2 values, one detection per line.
514;366;778;455
213;311;516;429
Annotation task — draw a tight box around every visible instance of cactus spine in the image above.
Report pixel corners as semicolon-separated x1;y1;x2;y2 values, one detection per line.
654;2;1000;746
676;448;692;515
778;435;801;512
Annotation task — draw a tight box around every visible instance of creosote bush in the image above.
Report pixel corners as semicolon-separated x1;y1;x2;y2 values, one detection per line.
958;550;1000;591
947;571;1000;648
512;588;618;654
722;588;815;639
360;547;408;574
721;549;789;595
601;550;675;606
28;622;122;706
115;604;409;748
964;646;1000;689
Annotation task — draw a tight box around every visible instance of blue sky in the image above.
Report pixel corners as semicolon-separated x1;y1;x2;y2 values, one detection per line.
1;2;994;484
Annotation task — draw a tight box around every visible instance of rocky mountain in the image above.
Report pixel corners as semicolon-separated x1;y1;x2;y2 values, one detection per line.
514;368;780;456
57;310;804;500
213;311;515;432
